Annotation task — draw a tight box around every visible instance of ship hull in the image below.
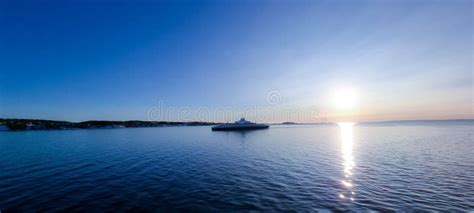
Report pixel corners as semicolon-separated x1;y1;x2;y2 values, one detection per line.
211;124;269;131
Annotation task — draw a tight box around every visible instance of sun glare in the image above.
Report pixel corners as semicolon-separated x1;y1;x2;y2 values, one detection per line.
332;88;357;110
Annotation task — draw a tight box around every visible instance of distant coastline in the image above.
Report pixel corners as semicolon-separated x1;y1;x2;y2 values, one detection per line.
357;119;474;126
274;119;474;126
0;118;220;131
1;118;472;131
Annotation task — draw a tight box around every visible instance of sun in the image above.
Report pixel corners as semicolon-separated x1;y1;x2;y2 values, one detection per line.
332;88;357;110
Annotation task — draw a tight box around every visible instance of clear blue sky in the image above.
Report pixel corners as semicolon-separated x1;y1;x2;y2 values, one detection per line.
1;0;472;122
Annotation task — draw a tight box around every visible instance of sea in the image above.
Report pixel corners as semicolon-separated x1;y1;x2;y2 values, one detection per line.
0;121;473;211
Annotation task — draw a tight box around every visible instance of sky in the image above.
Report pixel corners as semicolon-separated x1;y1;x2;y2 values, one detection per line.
0;0;472;122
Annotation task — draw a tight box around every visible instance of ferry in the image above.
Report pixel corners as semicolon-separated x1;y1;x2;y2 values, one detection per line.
212;118;269;131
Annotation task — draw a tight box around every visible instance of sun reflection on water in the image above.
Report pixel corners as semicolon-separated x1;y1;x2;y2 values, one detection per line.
338;122;355;201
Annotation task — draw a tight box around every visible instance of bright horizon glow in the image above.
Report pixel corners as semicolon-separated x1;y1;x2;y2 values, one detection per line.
332;88;357;111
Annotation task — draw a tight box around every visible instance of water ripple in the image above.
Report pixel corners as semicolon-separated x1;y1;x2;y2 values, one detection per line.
0;124;473;211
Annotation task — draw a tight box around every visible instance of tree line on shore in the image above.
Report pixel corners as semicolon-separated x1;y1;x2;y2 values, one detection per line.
0;118;219;131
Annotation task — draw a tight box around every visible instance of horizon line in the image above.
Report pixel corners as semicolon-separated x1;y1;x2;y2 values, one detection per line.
1;117;473;124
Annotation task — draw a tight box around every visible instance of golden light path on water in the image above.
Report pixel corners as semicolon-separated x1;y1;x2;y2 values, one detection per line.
338;122;355;201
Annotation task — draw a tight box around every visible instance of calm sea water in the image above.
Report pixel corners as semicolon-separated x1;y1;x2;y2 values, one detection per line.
0;122;473;212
